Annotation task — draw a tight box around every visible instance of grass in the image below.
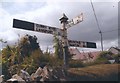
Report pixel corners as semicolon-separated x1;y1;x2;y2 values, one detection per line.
67;64;119;81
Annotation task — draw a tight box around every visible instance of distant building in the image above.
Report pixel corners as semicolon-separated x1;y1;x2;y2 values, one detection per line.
69;48;82;60
108;47;120;55
69;48;100;62
108;47;120;63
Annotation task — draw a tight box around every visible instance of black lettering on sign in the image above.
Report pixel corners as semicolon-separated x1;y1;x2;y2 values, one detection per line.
34;24;53;34
36;27;53;34
68;40;96;48
35;24;47;29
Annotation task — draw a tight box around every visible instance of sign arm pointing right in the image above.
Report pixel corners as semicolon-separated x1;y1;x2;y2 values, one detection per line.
66;13;83;29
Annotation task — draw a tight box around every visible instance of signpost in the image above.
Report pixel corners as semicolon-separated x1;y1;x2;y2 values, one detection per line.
59;14;69;68
13;13;96;71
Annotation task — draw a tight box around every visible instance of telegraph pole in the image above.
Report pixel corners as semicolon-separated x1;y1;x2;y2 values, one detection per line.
99;31;103;51
59;13;69;69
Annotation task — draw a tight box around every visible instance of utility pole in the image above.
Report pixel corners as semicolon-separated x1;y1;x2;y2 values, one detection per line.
59;13;69;69
99;31;103;51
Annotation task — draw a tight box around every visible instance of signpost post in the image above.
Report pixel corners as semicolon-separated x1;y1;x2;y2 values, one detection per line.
59;13;69;69
13;13;97;76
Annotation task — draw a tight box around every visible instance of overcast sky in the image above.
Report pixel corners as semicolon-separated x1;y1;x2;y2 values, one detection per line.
0;0;119;52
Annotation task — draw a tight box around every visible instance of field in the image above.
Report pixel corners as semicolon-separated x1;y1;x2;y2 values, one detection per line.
67;64;119;81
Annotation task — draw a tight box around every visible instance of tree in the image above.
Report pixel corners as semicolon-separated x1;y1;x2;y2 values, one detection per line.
19;34;40;57
2;45;15;80
2;34;42;80
53;33;63;59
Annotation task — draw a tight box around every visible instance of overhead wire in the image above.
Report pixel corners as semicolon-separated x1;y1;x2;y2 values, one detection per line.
90;0;103;51
90;0;118;34
102;29;119;33
90;0;101;32
90;0;118;51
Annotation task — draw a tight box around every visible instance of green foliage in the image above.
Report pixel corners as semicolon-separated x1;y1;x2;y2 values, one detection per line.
69;60;85;68
113;53;120;63
82;51;113;67
53;33;74;66
18;46;43;74
53;33;63;60
19;34;39;57
2;62;11;80
96;57;109;63
2;35;42;79
42;51;63;67
2;34;67;80
2;45;23;80
99;51;113;58
91;51;111;65
112;53;120;58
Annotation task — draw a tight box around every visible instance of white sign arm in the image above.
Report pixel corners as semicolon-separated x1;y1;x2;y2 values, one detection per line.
66;13;83;29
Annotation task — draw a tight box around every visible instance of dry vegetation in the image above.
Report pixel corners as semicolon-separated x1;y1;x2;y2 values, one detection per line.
67;64;119;81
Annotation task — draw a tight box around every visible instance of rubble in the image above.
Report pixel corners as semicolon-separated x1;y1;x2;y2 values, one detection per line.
108;60;115;64
20;70;31;81
6;66;67;82
0;75;4;83
7;74;25;82
33;67;42;78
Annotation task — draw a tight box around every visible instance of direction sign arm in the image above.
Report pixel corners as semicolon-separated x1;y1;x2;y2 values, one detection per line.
66;13;83;29
13;19;62;36
68;40;96;48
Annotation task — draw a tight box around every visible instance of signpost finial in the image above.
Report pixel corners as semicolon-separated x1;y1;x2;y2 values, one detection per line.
59;13;68;24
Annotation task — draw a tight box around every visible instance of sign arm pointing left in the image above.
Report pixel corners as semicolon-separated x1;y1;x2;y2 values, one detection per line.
13;19;34;31
13;19;62;36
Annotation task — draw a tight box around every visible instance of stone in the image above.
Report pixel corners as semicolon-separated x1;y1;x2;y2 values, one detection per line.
20;70;31;81
42;66;49;78
108;60;115;64
0;75;4;83
31;67;44;81
12;74;25;81
30;73;35;81
7;78;18;82
34;67;42;78
7;74;25;82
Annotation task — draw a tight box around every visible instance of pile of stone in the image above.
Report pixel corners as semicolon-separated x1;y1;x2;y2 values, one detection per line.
0;75;4;83
30;66;67;81
7;74;25;83
5;66;67;82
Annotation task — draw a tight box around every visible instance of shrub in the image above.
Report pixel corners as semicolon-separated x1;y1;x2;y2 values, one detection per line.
69;60;85;68
83;51;112;66
113;54;120;63
99;51;113;59
84;51;112;65
94;57;110;64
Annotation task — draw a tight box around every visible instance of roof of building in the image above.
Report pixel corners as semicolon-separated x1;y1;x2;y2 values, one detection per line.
109;47;120;51
69;48;101;60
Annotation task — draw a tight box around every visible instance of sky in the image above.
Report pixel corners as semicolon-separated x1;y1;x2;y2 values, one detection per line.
0;0;119;52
